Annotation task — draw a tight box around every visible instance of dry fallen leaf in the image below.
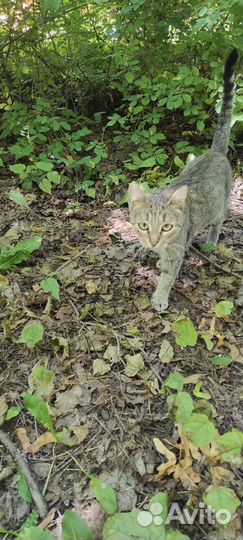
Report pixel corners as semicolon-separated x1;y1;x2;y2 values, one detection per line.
158;339;174;363
93;359;111;375
16;427;55;453
211;465;235;486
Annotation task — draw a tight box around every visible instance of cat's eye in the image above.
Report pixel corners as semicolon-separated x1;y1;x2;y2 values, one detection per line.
162;223;173;231
138;222;149;230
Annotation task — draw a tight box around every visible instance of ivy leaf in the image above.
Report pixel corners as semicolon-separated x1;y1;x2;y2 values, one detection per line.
203;486;240;518
214;300;234;317
47;170;61;184
9;163;26;175
172;318;198;347
183;413;216;447
40;277;60;300
216;429;243;465
125;72;135;83
9;190;29;209
39;178;52;194
18;321;44;348
22;393;56;436
90;475;118;514
61;510;93;540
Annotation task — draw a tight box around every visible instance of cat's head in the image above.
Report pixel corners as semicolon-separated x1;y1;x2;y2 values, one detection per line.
128;182;188;251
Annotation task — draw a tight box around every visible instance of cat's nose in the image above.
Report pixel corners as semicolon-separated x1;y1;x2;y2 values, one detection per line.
150;235;160;247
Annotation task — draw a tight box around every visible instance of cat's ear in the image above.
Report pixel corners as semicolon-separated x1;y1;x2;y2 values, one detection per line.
128;182;148;209
167;186;188;209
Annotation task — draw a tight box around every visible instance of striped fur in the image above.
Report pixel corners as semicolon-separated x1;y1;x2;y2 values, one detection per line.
212;48;238;154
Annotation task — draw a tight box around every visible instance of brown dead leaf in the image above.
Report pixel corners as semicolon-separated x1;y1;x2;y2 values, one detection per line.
225;343;243;364
184;373;202;384
174;463;201;488
0;396;8;425
211;465;235;486
93;359;111;375
16;428;55;453
39;509;56;529
153;438;176;463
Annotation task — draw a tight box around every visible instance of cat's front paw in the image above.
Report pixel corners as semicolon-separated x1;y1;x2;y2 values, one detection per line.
151;294;169;313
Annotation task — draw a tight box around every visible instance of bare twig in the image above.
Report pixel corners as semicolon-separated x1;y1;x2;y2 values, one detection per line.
190;246;241;279
0;429;47;517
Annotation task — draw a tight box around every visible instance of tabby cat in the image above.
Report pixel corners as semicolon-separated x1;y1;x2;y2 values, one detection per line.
128;49;238;313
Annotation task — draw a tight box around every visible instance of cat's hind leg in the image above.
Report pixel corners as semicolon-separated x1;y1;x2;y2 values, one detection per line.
207;211;226;244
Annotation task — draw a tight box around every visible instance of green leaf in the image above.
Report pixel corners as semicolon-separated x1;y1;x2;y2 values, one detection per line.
183;413;216;448
201;243;217;253
167;530;190;540
22;393;56;436
214;300;234;317
47;171;61;184
203;486;240;519
172;318;198;347
61;510;93;540
40;277;60;300
200;331;214;351
29;366;55;399
0;236;42;272
216;429;243;465
9;190;29;209
9;163;26;175
175;391;194;424
140;157;156;168
211;356;233;367
35;161;53;172
39;178;52;194
5;406;21;420
125;72;135;83
17;527;54;540
193;382;211;400
103;506;166;540
90;475;118;514
85;187;96;198
164;372;185;391
18;470;33;503
18;321;44;348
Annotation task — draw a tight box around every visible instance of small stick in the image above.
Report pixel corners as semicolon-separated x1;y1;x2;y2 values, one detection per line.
53;249;84;275
190;246;241;279
0;429;47;517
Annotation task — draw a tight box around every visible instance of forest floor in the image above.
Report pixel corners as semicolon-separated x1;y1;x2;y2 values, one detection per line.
0;172;243;539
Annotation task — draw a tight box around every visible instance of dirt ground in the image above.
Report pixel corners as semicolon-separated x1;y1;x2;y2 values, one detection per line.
0;174;242;539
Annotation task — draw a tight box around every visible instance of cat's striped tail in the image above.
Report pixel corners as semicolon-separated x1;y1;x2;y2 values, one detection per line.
211;48;238;155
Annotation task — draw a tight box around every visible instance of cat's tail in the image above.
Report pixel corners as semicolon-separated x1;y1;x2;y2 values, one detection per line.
211;48;238;154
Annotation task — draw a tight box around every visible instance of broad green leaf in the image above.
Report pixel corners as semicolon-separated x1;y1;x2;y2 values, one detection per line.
175;391;194;424
9;163;26;175
159;340;174;363
200;243;217;253
211;356;233;367
203;486;240;518
22;393;56;436
167;531;190;540
18;470;32;503
183;414;216;448
39;178;52;194
214;300;234;317
0;236;42;271
35;161;53;172
140;157;156;168
17;527;54;540
28;366;55;399
103;507;166;540
61;510;93;540
200;331;214;351
172;318;198;347
125;72;135;83
164;372;185;391
193;382;211;400
5;406;21;420
125;353;144;377
90;475;118;514
216;429;243;465
47;170;61;184
9;190;29;209
40;277;60;300
18;321;44;348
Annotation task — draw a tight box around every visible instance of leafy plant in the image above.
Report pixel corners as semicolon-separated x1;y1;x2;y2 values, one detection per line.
0;236;42;271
